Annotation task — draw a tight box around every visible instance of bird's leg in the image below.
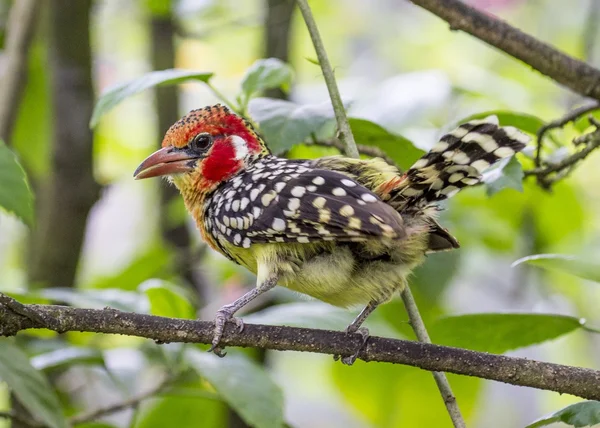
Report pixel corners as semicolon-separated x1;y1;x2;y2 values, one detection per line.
335;300;381;365
209;274;279;357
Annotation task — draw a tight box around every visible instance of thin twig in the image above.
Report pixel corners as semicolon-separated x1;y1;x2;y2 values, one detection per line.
535;103;600;167
400;290;466;428
1;299;600;401
0;411;43;428
69;376;172;425
302;139;396;166
295;0;359;158
526;127;600;187
408;0;600;101
0;0;39;143
295;1;464;425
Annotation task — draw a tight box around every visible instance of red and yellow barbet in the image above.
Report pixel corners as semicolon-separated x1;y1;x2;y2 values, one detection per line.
135;104;529;363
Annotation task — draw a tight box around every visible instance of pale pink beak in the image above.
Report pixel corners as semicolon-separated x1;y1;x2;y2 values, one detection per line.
134;147;200;179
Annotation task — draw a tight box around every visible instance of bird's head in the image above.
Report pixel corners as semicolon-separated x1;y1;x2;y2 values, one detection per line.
134;104;269;195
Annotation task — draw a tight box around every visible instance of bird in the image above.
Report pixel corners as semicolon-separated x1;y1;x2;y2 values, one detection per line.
134;104;529;363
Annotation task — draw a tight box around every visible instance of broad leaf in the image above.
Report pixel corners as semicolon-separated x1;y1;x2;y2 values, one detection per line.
240;58;293;105
139;279;196;319
332;358;482;426
482;156;524;196
526;401;600;428
185;349;284;428
244;302;399;338
461;110;545;135
0;339;67;428
348;118;423;170
86;246;174;291
513;254;600;283
249;98;336;154
40;287;145;312
134;386;225;428
0;141;34;226
90;69;213;127
31;347;104;372
431;313;582;354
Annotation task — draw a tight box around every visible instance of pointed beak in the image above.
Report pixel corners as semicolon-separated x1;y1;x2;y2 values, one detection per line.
134;147;200;180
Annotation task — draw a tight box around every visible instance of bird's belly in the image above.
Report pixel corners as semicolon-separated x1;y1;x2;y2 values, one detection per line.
281;242;425;308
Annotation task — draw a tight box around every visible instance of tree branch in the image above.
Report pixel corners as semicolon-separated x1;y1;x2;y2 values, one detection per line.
2;297;598;402
408;0;600;101
0;411;43;428
302;139;397;166
69;376;172;425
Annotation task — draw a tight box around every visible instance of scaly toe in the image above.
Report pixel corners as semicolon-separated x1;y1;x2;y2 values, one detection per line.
232;317;244;333
334;327;370;365
208;345;227;358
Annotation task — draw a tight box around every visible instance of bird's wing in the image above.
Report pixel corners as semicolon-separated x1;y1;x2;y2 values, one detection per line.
242;168;406;245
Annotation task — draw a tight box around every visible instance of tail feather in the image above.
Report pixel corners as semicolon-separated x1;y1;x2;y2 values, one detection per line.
392;116;529;207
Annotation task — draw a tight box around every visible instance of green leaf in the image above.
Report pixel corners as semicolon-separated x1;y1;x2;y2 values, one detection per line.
244;302;399;338
134;385;225;428
0;339;67;428
461;110;545;135
40;288;145;312
249;98;336;154
512;254;600;283
0;141;34;225
410;250;461;307
139;279;196;319
90;69;213;128
526;401;600;428
31;347;104;372
332;359;482;426
348;118;424;170
185;349;284;428
86;246;174;291
430;313;582;354
240;58;293;105
482;156;524;196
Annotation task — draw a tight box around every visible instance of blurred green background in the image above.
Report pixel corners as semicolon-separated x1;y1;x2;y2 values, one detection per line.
0;0;599;427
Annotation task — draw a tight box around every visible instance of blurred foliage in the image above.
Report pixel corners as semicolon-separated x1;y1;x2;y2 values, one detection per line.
526;401;600;428
1;1;600;428
514;253;600;283
0;141;33;226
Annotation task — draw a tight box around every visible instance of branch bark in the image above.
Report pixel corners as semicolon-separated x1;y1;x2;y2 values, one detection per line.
0;0;39;143
1;298;599;402
408;0;600;101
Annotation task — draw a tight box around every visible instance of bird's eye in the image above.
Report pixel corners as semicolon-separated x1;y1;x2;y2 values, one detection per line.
190;133;212;152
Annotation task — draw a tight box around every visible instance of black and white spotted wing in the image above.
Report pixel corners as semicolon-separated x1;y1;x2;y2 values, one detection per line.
391;116;529;206
203;157;406;248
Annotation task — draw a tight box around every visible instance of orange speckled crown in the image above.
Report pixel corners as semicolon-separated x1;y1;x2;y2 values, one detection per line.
161;104;267;156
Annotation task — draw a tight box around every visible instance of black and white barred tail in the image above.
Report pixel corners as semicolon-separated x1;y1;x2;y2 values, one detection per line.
393;116;529;208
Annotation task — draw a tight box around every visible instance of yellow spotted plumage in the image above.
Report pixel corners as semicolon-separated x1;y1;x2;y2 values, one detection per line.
134;105;530;360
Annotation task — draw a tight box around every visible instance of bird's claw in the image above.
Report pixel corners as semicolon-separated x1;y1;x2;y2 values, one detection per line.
333;326;370;365
207;307;244;357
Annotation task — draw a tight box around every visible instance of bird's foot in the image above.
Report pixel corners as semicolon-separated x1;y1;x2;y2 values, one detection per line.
208;306;244;357
333;326;370;366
